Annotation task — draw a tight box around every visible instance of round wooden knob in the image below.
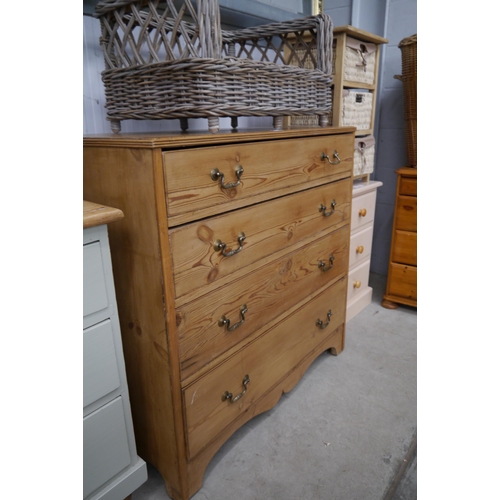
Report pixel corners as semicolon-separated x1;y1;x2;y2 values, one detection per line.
353;281;361;288
359;208;367;217
356;245;364;254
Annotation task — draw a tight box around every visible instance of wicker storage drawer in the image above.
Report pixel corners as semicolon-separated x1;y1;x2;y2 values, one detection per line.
182;275;347;459
163;135;353;224
353;135;375;176
334;36;377;84
341;90;373;130
170;179;351;299
177;226;349;379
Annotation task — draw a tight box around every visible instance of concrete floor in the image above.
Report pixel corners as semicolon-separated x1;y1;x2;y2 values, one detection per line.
132;272;417;500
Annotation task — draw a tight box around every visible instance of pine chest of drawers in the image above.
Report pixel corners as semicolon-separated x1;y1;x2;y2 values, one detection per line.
83;127;355;500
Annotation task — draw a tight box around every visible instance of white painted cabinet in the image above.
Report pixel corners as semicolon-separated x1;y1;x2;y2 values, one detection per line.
83;201;147;500
346;181;382;321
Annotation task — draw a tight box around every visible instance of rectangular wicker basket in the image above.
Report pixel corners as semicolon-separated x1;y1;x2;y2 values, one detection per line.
334;36;377;84
353;135;376;176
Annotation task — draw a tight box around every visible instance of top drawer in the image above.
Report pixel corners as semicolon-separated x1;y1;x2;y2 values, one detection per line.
350;190;377;232
83;241;109;319
399;176;417;196
163;134;354;225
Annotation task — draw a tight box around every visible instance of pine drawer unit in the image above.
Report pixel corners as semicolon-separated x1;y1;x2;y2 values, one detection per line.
83;201;147;500
83;127;355;500
382;168;417;308
346;180;383;321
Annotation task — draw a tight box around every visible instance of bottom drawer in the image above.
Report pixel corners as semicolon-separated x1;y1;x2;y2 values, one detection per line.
387;263;417;301
348;259;371;301
183;276;347;459
83;397;131;499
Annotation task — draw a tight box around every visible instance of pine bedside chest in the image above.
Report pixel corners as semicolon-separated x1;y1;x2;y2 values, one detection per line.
83;127;355;500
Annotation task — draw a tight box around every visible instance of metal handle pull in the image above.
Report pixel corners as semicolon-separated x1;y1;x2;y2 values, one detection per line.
321;150;341;165
211;165;244;189
222;374;250;404
218;304;248;332
319;200;337;217
318;255;334;272
214;232;246;257
316;310;332;329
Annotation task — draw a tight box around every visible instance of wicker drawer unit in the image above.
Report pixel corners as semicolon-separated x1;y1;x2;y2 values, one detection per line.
83;127;354;500
382;168;417;308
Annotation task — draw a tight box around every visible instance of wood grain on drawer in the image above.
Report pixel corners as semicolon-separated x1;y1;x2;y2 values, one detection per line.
177;225;349;380
387;263;417;300
392;230;417;266
183;276;347;459
350;189;377;232
395;195;417;232
349;224;373;269
83;241;108;318
83;397;131;498
347;259;371;301
399;176;417;196
170;179;351;299
83;319;121;409
163;134;353;224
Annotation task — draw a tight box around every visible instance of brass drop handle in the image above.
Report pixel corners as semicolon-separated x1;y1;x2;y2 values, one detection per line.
211;165;244;189
319;200;337;217
222;374;250;404
356;245;364;254
359;208;367;217
321;150;341;165
318;254;334;272
214;232;246;257
353;281;361;288
316;310;332;329
218;304;248;332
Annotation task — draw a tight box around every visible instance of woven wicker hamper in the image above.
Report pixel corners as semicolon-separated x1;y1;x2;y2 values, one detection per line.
353;135;376;176
396;34;417;167
94;0;334;134
334;36;377;84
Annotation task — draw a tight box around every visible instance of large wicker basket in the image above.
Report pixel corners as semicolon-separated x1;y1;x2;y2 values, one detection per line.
94;0;334;133
396;34;417;167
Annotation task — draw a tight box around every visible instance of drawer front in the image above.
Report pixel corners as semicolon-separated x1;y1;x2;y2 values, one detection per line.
163;134;353;223
387;263;417;300
170;179;352;299
392;230;417;266
349;224;374;268
83;319;121;409
83;241;109;319
399;176;417;196
183;276;347;458
395;195;417;232
83;397;131;499
351;190;377;232
177;225;350;380
347;259;371;302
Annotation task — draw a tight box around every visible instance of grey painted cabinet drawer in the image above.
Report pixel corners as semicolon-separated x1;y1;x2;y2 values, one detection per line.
83;397;131;499
83;241;109;319
83;319;121;409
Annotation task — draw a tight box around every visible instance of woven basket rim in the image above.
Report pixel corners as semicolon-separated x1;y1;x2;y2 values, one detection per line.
399;34;417;48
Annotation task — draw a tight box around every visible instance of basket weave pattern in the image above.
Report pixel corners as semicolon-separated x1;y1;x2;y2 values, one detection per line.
340;46;376;84
95;0;334;133
398;34;417;167
353;138;375;176
341;91;372;129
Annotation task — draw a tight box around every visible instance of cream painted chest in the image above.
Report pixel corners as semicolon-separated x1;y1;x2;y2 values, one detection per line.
83;127;355;500
83;201;147;500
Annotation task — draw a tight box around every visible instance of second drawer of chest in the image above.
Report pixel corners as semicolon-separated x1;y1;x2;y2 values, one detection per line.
349;225;374;269
183;275;347;459
170;179;352;299
177;225;349;380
